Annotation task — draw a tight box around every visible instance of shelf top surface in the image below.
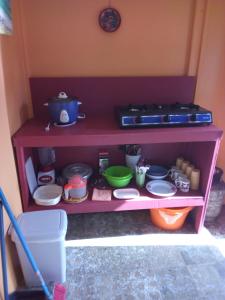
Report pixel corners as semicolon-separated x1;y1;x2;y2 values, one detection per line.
13;117;223;147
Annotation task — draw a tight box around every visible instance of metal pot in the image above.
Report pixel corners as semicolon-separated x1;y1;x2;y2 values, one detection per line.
44;92;85;125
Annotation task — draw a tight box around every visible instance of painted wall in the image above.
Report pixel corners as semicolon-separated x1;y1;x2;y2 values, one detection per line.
195;0;225;172
0;0;29;296
20;0;225;172
21;0;195;77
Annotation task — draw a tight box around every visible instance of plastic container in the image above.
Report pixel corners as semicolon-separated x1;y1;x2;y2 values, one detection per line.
103;166;133;188
11;209;67;287
33;184;62;206
150;206;193;230
64;175;87;200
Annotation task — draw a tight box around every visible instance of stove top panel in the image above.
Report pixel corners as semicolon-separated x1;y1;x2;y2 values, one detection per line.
117;103;213;128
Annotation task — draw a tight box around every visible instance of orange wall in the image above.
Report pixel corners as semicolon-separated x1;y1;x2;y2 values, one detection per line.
195;0;225;173
20;0;225;171
21;0;195;77
0;0;29;296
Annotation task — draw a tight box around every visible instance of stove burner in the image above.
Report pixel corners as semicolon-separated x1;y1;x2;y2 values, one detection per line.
128;104;148;112
117;102;212;128
171;103;200;110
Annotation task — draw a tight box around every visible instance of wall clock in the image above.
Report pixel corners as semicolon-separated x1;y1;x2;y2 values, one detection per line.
98;8;121;32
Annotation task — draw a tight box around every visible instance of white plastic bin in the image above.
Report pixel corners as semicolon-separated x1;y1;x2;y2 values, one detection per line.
11;209;67;287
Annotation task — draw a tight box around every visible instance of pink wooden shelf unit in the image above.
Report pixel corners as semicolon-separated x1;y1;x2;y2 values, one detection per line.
13;77;223;233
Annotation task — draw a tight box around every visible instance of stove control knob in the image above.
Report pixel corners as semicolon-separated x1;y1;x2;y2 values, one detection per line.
190;114;196;122
135;116;142;124
163;115;170;123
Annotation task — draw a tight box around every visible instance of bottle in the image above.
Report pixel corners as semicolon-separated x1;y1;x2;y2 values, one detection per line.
99;150;109;174
37;164;55;185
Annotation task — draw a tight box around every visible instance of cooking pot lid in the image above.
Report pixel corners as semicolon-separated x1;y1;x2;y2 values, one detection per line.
50;91;75;103
62;163;93;180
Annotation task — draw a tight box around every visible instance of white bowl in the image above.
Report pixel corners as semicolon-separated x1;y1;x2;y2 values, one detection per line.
33;184;62;206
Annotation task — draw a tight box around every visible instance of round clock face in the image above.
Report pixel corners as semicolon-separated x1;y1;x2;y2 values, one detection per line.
99;8;121;32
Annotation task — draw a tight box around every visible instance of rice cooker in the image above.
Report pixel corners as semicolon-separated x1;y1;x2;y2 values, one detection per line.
44;92;85;126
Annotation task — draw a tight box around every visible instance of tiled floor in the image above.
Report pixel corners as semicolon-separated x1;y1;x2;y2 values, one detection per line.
65;207;225;300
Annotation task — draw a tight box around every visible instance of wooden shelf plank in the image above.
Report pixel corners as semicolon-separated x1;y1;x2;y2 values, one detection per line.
26;189;204;214
13;118;223;147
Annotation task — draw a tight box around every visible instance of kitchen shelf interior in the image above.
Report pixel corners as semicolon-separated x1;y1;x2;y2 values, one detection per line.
12;76;223;233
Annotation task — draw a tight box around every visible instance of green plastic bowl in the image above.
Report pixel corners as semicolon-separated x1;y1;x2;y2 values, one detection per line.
103;166;133;188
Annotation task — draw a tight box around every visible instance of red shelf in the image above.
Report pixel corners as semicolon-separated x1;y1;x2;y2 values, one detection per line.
26;188;204;214
13;117;223;147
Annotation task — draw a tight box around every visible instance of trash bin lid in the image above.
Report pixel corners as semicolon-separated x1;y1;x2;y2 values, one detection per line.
11;209;67;243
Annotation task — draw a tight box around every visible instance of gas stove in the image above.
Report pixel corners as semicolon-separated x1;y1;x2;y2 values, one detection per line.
117;103;212;128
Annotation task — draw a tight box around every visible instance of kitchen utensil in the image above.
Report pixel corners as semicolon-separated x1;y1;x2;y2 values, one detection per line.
103;166;133;188
113;188;140;199
62;163;93;182
146;165;169;180
44;91;85;126
175;176;190;192
33;184;62;206
64;175;87;200
146;180;177;197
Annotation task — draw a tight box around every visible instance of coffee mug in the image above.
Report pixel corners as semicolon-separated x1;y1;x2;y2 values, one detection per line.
175;177;190;192
170;166;181;180
171;169;183;181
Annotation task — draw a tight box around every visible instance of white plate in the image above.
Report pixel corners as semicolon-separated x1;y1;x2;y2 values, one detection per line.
113;188;140;199
146;180;177;197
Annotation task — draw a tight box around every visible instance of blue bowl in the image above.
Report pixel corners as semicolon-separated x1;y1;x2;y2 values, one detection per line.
146;165;168;179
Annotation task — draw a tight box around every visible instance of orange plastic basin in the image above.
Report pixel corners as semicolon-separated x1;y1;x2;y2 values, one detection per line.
150;206;193;231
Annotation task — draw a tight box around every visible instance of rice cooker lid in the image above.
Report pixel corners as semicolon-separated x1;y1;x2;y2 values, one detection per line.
11;209;68;242
62;163;93;181
49;91;75;103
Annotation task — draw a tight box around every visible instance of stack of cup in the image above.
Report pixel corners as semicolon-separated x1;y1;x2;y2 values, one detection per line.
175;156;200;191
190;169;200;190
176;157;184;169
185;164;195;178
